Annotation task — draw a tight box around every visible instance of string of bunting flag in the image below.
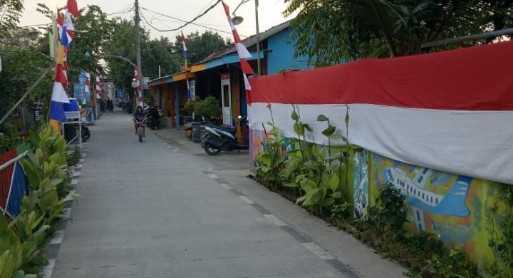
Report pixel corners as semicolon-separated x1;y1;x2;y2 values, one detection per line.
49;0;79;132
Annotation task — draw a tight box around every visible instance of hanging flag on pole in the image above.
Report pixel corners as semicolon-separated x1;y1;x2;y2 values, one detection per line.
63;12;75;32
56;13;73;48
67;0;80;17
221;1;254;76
179;32;193;100
221;0;254;100
180;31;189;62
49;64;70;130
0;150;28;218
49;1;78;132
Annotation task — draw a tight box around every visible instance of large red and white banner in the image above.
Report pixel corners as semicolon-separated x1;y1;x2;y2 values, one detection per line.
248;41;513;184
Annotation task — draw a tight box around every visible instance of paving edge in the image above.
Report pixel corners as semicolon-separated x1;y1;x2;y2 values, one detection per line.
42;150;87;278
204;169;361;278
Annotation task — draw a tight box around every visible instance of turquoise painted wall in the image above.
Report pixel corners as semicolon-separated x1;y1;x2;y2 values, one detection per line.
266;28;310;74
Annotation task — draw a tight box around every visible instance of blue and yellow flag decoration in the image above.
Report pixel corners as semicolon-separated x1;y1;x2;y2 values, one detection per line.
49;7;78;132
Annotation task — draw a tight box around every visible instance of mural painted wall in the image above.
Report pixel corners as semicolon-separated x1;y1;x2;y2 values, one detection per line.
353;150;369;218
250;126;512;269
367;151;510;267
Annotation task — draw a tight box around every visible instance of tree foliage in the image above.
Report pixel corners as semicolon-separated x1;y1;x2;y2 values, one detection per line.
286;0;513;64
142;37;181;79
68;5;112;81
0;2;228;131
0;30;53;141
0;0;23;39
179;31;227;64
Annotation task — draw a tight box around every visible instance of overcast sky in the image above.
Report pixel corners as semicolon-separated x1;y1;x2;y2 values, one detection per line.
20;0;293;40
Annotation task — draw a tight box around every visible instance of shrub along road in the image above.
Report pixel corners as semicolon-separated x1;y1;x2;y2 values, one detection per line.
52;112;405;278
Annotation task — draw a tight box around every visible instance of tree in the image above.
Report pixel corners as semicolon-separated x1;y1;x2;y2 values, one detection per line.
0;0;23;39
142;37;181;79
0;31;53;140
68;5;113;82
286;0;513;64
179;31;227;64
103;19;139;100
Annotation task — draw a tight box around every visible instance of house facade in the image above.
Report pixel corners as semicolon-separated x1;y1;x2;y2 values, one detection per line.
148;21;309;132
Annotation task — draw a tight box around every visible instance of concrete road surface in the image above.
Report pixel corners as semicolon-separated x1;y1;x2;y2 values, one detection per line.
52;113;405;278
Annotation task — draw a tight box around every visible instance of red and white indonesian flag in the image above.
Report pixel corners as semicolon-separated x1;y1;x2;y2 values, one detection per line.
248;41;513;184
221;1;254;92
67;0;79;17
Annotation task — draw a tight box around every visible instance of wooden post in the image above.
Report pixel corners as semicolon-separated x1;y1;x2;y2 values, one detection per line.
232;70;242;143
175;84;181;130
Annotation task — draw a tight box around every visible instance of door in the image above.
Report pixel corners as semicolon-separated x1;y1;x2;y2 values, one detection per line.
221;78;232;126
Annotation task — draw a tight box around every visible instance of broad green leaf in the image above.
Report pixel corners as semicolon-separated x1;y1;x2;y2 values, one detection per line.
291;110;299;121
303;188;323;207
317;114;329;122
322;125;336;137
293;122;305;136
327;173;340;191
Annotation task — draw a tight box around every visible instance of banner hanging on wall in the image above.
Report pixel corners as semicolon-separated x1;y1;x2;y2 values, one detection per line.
248;41;513;184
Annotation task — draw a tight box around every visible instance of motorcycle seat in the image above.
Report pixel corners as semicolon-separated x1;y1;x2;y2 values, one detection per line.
219;126;236;134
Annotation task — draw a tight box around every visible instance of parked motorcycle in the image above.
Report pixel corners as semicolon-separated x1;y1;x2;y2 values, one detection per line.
201;116;248;155
145;106;162;130
64;123;91;143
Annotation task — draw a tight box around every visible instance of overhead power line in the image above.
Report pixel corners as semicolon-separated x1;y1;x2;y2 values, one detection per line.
19;23;51;28
139;0;222;32
141;8;234;36
107;8;134;16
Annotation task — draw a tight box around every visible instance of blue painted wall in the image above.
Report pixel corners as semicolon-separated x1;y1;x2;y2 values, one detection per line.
267;28;310;74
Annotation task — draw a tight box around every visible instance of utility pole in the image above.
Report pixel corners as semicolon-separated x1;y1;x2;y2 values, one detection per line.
134;0;143;107
254;0;261;75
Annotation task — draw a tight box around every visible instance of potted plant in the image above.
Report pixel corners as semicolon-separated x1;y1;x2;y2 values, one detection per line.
195;96;220;122
190;96;220;143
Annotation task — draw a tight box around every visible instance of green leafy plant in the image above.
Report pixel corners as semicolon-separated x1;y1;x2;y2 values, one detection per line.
285;110;347;215
487;184;513;277
0;126;77;276
255;124;286;189
194;96;220;121
365;186;407;237
183;99;196;115
255;106;286;190
67;146;81;167
330;202;353;221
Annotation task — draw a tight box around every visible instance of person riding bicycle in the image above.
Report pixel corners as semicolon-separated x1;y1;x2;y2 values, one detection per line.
134;106;145;134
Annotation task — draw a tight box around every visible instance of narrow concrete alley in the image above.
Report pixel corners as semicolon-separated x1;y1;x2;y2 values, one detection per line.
52;113;404;278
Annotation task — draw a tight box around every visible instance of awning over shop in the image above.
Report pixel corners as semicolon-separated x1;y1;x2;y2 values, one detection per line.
149;71;195;87
149;45;265;89
191;50;264;73
149;75;173;87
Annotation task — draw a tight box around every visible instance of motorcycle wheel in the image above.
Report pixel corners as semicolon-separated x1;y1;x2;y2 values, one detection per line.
137;127;144;143
204;143;221;156
81;127;91;142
